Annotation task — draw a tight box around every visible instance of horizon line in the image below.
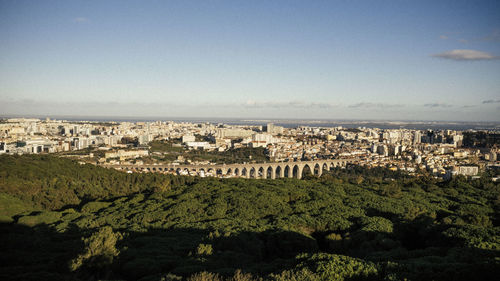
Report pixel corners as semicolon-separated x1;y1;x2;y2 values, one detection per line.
1;114;500;124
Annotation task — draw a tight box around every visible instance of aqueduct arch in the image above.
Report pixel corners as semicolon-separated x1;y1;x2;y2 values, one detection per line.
103;159;354;180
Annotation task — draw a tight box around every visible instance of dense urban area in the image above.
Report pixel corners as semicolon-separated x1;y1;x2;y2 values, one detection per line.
1;117;499;180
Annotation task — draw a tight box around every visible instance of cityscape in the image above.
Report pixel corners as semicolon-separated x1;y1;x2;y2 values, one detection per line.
1;117;499;181
1;1;500;281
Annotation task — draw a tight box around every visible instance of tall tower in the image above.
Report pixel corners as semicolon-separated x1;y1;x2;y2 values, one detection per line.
267;123;274;134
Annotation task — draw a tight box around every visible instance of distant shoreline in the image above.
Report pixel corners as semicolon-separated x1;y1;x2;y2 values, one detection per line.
1;115;499;131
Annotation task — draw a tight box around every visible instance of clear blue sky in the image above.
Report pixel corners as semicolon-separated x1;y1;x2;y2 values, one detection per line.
1;0;499;121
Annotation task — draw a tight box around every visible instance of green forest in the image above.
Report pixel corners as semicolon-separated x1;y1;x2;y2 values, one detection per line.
149;140;269;164
0;155;499;281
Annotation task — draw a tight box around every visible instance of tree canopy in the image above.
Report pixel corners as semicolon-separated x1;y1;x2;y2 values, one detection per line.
0;155;499;281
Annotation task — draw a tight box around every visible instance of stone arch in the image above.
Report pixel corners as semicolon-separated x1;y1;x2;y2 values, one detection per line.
199;168;206;176
234;168;240;177
258;166;265;179
249;167;256;178
226;168;233;176
241;167;248;178
322;162;329;173
301;164;313;178
216;169;223;177
292;165;301;179
276;166;283;178
266;166;274;179
176;168;187;175
314;163;322;176
207;168;215;176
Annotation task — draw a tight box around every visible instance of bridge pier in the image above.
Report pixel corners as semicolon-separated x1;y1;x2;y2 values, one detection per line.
261;167;267;179
315;164;323;177
297;165;304;179
270;167;276;179
279;167;284;178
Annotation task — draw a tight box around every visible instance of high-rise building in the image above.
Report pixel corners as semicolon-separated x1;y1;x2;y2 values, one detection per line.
413;131;422;145
267;123;274;134
266;123;284;135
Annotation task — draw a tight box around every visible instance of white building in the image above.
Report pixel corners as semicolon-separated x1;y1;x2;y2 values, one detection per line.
182;135;196;143
186;141;211;150
456;166;479;176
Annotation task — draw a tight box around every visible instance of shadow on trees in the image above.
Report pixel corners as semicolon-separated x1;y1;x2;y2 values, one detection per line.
115;228;319;280
0;222;83;281
1;221;499;281
0;222;318;281
310;214;500;281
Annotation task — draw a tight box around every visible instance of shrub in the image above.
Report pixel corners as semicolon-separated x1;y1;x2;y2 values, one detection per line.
196;243;214;256
69;226;122;271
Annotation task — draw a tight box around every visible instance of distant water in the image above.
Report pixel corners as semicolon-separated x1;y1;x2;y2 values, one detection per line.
2;115;499;131
211;119;500;131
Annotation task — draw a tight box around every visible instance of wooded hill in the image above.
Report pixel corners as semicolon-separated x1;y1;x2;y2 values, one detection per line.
0;155;499;281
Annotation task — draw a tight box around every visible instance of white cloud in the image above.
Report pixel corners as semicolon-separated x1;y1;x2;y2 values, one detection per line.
2;99;499;121
482;99;500;104
242;100;336;109
431;49;498;61
73;17;89;23
348;102;403;109
423;103;453;108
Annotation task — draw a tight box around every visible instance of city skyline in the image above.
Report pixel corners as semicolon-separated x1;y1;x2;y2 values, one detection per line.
1;0;500;121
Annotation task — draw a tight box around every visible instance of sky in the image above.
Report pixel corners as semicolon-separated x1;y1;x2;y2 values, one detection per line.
1;0;500;121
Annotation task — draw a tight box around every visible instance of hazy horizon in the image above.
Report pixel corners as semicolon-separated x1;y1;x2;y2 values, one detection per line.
2;113;500;126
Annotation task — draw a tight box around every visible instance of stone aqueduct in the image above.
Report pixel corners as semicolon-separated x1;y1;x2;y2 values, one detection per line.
102;158;356;179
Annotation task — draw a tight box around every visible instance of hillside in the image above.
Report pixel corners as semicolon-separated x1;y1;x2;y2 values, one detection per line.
0;155;499;281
